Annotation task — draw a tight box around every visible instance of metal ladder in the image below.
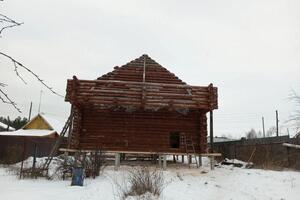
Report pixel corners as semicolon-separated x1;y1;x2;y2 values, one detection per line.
42;113;73;172
181;133;199;168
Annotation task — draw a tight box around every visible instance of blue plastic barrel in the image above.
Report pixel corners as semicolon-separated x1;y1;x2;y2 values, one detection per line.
71;167;84;186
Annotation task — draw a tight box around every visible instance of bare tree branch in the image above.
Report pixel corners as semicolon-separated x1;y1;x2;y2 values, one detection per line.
288;89;300;132
0;87;21;113
0;52;63;97
13;61;27;84
0;94;8;103
0;13;23;36
0;2;62;113
0;82;7;87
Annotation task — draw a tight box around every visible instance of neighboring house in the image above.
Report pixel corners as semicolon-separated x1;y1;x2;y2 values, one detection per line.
0;113;64;138
0;113;66;163
0;121;15;132
65;54;218;154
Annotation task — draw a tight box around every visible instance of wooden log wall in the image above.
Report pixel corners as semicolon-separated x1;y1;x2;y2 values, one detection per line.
65;55;217;153
65;79;218;110
70;106;208;153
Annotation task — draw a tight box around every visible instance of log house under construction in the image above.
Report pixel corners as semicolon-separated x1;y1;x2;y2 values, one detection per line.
64;54;218;168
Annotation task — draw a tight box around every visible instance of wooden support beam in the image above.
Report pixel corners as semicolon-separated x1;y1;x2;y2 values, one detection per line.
188;155;192;164
158;155;162;167
210;156;215;170
59;148;222;157
162;155;167;170
198;155;202;167
210;110;214;153
115;153;120;171
276;110;279;137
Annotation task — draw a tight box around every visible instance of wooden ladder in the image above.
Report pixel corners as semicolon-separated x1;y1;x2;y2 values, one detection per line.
181;133;199;168
42;113;73;172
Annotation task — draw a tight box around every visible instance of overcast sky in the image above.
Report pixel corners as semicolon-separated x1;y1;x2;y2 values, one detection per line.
0;0;299;137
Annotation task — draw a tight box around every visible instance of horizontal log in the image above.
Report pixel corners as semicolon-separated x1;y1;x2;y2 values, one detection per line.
65;79;218;110
283;143;300;149
67;79;215;90
59;148;220;156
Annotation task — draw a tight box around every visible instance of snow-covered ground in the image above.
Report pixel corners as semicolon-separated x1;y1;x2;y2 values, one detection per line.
0;157;299;200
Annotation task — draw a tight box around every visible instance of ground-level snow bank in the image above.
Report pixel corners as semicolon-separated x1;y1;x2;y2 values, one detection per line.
0;161;299;200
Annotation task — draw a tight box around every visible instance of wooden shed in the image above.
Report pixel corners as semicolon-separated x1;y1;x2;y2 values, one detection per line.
0;113;65;163
65;55;218;155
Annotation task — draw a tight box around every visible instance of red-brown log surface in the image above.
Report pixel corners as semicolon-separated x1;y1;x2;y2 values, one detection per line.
65;55;218;110
65;79;217;110
69;107;208;153
98;55;186;84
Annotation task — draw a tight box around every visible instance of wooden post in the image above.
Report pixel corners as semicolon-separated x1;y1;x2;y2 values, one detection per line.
234;143;237;159
158;155;162;167
28;102;33;121
262;117;265;138
210;110;214;153
276;110;279;137
115;153;120;171
181;155;184;163
163;155;167;170
19;139;26;179
67;106;74;148
32;143;37;178
92;152;97;178
210;156;215;170
188;155;192;164
287;147;291;167
63;151;68;180
209;110;215;170
82;153;87;169
198;155;202;167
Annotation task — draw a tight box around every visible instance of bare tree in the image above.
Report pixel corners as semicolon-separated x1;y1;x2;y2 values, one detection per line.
0;1;62;113
289;90;300;132
245;129;257;139
266;126;276;137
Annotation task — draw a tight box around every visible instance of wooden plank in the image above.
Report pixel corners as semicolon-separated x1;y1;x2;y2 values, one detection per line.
59;148;221;156
283;143;300;149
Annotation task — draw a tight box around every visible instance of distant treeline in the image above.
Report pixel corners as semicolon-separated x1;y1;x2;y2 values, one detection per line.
0;116;28;130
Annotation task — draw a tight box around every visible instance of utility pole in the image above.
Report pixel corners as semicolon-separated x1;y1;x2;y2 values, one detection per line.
276;110;279;137
38;90;43;114
28;102;32;121
262;116;265;138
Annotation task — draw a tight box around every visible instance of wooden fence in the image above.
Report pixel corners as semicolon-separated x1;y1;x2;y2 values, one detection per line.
214;136;300;170
0;136;66;164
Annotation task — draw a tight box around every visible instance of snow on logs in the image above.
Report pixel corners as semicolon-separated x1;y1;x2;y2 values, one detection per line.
65;79;218;111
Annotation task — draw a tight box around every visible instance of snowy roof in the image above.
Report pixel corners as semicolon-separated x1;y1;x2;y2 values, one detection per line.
0;113;67;137
0;129;57;137
0;121;15;131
